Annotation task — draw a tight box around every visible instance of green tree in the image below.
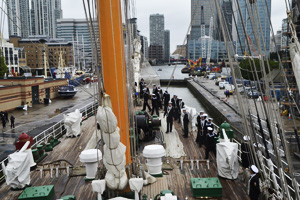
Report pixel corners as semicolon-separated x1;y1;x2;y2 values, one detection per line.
239;58;279;81
0;51;8;77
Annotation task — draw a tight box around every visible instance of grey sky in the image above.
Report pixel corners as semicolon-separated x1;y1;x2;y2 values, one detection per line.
2;0;288;54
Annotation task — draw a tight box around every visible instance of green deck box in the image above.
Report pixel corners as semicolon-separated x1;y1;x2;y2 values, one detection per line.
18;185;55;200
190;177;222;197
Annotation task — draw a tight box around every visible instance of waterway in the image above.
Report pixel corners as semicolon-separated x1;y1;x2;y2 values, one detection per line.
152;64;209;114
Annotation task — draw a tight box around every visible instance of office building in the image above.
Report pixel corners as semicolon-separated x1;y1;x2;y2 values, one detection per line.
57;19;100;69
148;45;163;61
0;38;20;74
30;0;62;38
233;0;271;57
6;0;31;38
129;18;138;40
270;30;282;53
140;35;148;60
164;30;170;61
149;14;165;61
221;0;233;40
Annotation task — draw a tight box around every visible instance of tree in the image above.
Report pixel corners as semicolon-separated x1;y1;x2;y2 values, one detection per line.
0;51;8;77
239;58;279;81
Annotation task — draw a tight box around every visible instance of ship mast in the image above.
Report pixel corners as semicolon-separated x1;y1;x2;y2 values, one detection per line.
96;0;131;163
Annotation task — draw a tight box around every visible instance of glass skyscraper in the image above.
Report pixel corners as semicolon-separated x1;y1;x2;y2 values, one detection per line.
233;0;271;57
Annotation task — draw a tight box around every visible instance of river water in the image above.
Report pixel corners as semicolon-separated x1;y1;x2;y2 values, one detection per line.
151;64;208;114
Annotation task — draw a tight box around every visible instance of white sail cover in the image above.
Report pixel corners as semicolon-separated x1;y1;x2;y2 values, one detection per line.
4;151;31;188
96;105;128;190
290;41;300;94
64;109;82;137
216;131;239;179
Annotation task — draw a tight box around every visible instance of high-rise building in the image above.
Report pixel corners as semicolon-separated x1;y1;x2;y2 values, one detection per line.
56;18;100;69
140;35;148;60
6;0;31;38
221;0;233;40
30;0;62;38
270;30;282;53
149;14;165;61
233;0;271;57
129;18;138;40
190;0;215;40
164;30;170;60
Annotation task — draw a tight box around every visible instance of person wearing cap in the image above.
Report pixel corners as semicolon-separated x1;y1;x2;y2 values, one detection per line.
178;98;185;123
151;93;159;116
163;90;170;111
139;78;145;98
248;165;261;200
205;127;216;159
241;135;252;169
182;108;189;138
142;88;151;112
157;88;163;110
196;113;207;147
205;118;214;133
164;101;175;133
171;95;179;120
152;84;158;95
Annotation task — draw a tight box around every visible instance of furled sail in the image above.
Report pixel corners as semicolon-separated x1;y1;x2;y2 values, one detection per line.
289;40;300;94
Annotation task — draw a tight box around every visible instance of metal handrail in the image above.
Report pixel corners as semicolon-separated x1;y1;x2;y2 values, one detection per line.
0;101;98;183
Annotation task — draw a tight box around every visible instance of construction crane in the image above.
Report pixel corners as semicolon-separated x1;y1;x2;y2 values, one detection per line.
201;6;206;59
207;16;214;65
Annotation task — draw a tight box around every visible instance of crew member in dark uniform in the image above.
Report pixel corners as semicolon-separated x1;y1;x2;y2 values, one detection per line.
142;88;151;112
205;127;216;159
164;101;174;133
152;84;158;95
178;98;185;123
183;108;189;138
151;94;159;116
157;88;163;109
171;95;179;120
156;89;162;110
241;135;252;169
163;90;170;111
10;115;15;129
139;78;145;98
248;165;261;200
206;118;214;131
196;114;207;147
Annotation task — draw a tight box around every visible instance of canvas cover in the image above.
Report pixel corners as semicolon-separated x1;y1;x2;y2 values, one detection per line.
64;109;82;137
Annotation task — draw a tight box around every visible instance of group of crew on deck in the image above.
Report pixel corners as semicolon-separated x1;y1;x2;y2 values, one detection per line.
139;78;217;160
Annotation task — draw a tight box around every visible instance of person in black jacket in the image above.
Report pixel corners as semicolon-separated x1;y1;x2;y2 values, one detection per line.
241;135;252;169
178;98;185;123
163;90;170;111
142;88;151;112
164;101;174;133
182;108;189;138
248;165;261;200
196;114;207;147
10;115;15;129
157;88;163;109
139;78;145;98
152;84;158;95
171;95;179;119
205;127;216;159
151;94;159;116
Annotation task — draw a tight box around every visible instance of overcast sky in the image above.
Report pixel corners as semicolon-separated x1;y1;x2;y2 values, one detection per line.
3;0;287;53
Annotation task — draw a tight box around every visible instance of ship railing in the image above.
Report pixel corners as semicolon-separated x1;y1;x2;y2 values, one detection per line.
0;101;98;183
212;122;299;198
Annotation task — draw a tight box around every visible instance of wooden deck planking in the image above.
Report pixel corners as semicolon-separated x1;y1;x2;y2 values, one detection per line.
0;117;98;200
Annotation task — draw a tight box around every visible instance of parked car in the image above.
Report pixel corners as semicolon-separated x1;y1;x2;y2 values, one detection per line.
219;81;229;89
237;84;244;93
248;90;260;99
207;73;216;80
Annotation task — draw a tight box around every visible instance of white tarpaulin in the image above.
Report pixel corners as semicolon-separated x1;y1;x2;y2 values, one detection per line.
4;151;31;189
290;42;300;95
64;109;82;137
216;131;239;179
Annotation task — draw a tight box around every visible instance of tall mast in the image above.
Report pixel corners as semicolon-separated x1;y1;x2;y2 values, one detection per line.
97;0;131;163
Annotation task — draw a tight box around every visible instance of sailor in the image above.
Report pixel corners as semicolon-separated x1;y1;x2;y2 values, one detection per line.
142;88;151;112
139;78;145;98
248;165;261;200
144;83;150;94
196;114;207;147
163;90;170;111
182;108;189;138
10;115;15;129
157;88;163;109
151;93;159;116
178;98;185;123
205;127;216;159
164;101;175;133
206;118;214;131
152;84;158;95
203;113;208;120
241;135;252;169
171;95;179;120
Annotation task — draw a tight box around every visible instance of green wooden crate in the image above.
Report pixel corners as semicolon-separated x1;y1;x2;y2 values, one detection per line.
190;177;222;197
18;185;54;200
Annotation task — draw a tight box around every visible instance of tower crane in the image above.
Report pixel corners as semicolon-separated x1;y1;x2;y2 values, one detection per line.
207;16;213;65
201;6;206;59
